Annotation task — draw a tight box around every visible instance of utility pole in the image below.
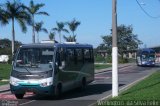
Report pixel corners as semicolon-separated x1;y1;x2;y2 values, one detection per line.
112;0;118;97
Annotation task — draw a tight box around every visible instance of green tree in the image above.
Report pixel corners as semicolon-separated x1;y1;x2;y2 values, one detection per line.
67;19;80;42
0;38;22;55
52;22;68;43
25;0;49;43
100;36;112;55
101;25;143;58
3;1;31;55
34;21;48;43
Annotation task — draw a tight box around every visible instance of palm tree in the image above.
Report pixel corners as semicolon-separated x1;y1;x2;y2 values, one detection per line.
34;21;48;43
67;18;80;41
52;22;69;43
49;31;55;40
3;1;31;55
25;0;49;43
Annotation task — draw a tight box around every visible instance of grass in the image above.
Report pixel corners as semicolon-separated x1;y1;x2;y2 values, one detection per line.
0;63;11;85
95;64;111;70
97;71;160;106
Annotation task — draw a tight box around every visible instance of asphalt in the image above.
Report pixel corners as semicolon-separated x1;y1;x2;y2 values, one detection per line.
1;63;160;106
0;63;133;93
17;63;160;106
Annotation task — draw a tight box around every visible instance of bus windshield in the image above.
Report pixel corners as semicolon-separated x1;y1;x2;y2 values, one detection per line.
141;51;148;60
141;51;155;60
15;48;54;68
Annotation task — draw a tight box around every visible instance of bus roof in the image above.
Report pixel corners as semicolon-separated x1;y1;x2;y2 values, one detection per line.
20;43;93;48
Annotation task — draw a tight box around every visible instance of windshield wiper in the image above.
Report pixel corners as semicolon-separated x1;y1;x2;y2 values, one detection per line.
23;66;32;75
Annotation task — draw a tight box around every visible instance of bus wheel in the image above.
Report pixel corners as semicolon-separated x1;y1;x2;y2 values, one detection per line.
15;94;24;99
81;77;86;90
55;84;62;99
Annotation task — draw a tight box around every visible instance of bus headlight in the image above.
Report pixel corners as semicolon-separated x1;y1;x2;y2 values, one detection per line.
40;77;53;87
40;81;53;87
10;77;19;86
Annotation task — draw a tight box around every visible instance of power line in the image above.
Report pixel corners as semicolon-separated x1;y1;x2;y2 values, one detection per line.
136;0;160;19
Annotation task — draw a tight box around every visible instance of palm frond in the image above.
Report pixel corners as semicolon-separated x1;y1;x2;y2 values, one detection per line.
62;29;69;33
0;8;8;25
34;3;45;11
17;11;32;25
16;18;27;33
42;28;48;33
49;32;55;40
30;0;34;8
36;11;49;16
52;28;58;31
34;21;48;34
63;35;76;42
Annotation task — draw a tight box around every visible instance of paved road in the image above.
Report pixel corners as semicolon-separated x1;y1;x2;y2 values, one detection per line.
0;64;160;106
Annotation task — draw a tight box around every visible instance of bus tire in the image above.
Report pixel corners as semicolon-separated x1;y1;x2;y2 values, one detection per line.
81;77;86;90
15;94;24;99
55;83;62;99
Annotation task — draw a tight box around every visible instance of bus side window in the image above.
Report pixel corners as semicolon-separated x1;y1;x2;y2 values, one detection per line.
90;49;94;62
76;49;83;64
56;48;66;69
56;51;61;66
84;49;91;62
65;48;75;66
84;48;94;63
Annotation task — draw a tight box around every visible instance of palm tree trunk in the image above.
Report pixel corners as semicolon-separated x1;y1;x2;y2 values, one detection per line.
12;17;15;56
72;31;75;42
37;32;39;43
59;32;61;43
32;15;35;43
72;31;74;37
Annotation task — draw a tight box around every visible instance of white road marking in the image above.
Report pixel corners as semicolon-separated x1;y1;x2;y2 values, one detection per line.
94;76;110;79
19;100;36;106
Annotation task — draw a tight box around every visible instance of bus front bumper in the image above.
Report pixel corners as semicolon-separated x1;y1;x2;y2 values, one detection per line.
10;84;55;95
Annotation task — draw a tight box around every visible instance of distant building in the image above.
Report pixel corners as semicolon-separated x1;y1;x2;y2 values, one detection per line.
97;50;107;57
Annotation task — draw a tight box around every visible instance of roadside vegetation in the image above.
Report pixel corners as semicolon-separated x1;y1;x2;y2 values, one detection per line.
94;64;111;70
0;64;11;85
95;25;142;64
97;71;160;106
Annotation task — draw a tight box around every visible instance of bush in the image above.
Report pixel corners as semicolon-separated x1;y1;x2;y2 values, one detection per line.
95;55;130;64
106;55;112;63
95;55;106;63
119;57;129;63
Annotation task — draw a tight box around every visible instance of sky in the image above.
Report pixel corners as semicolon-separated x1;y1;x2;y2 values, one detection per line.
0;0;160;48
